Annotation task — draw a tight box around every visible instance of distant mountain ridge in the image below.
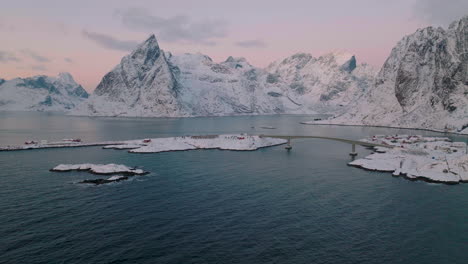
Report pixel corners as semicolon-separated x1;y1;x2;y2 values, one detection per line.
0;72;88;111
72;35;375;117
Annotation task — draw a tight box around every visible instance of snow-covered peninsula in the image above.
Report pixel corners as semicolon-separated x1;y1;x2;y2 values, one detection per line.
349;135;468;184
126;135;287;153
1;134;287;153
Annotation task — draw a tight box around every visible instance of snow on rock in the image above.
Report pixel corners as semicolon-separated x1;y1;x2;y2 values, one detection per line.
0;72;88;112
313;15;468;133
349;135;468;184
72;34;376;117
51;163;148;175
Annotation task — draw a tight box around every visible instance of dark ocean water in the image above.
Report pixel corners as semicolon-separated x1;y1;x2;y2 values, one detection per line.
0;112;467;264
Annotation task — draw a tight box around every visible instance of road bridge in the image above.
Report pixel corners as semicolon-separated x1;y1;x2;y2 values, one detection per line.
259;135;393;156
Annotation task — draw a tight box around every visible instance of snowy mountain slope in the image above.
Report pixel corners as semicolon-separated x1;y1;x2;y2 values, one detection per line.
0;72;88;111
264;51;375;114
320;15;468;132
73;35;376;117
167;53;283;115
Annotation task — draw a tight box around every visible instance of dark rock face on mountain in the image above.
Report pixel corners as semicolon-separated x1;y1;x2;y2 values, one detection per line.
0;72;88;111
325;15;468;132
340;56;357;73
392;25;466;113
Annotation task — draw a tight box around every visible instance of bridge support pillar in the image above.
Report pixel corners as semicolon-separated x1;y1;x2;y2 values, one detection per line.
285;138;292;150
350;144;357;156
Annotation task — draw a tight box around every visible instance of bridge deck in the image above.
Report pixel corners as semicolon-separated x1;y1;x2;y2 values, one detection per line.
259;135;393;148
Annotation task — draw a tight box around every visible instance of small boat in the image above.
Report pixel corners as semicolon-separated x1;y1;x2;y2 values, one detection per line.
143;139;152;143
260;126;276;129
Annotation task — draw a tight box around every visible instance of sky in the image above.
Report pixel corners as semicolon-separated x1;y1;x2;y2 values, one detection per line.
0;0;467;92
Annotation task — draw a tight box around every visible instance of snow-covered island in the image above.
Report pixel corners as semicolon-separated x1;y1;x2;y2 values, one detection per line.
50;163;149;185
107;134;287;153
50;163;148;175
349;135;468;184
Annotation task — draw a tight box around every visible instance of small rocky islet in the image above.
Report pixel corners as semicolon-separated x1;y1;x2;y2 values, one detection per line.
50;163;149;185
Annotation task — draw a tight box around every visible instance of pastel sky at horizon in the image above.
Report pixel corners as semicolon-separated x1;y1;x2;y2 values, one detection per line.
1;0;467;92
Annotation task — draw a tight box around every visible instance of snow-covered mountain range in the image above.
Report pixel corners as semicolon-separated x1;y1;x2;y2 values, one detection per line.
4;15;466;135
316;15;468;133
72;35;375;117
0;72;88;111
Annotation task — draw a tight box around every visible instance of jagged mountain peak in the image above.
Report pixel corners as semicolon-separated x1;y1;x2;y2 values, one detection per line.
225;56;236;62
223;56;252;69
128;34;161;65
318;50;355;67
75;34;182;116
141;34;157;46
134;34;159;51
272;50;357;71
449;14;468;29
340;56;357;73
225;56;247;63
57;72;76;84
400;15;468;46
280;53;314;67
171;53;254;71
